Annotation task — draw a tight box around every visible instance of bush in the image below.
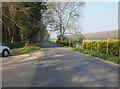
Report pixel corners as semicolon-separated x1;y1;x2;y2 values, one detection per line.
108;40;119;56
83;39;120;57
57;41;75;47
99;41;107;53
2;42;25;49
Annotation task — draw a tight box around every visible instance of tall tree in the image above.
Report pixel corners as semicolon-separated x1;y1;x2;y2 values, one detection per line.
44;2;85;41
2;2;48;44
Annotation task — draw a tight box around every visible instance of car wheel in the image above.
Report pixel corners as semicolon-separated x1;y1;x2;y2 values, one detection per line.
2;50;9;57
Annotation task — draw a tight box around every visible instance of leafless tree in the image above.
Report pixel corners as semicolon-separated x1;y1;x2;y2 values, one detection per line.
43;2;85;41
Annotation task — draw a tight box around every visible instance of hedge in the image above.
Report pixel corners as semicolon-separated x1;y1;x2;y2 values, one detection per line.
2;42;25;49
83;39;120;56
56;41;75;47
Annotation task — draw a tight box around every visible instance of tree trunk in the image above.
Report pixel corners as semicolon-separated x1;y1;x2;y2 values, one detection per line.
69;39;70;47
60;34;63;41
21;34;24;43
60;17;63;41
33;17;37;25
11;37;14;43
82;39;84;49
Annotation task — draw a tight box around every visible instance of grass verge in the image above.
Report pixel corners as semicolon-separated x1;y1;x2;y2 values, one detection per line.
47;40;64;47
50;40;57;42
64;46;120;64
48;41;119;64
10;43;42;56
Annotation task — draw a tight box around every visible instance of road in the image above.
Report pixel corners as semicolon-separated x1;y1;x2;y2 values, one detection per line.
2;41;118;87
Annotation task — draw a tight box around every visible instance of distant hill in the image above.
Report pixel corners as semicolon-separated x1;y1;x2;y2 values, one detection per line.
83;30;119;40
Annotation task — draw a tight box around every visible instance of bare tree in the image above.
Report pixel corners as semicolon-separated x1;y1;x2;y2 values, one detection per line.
44;2;85;41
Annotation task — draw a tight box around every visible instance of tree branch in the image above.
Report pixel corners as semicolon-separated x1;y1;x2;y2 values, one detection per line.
2;12;24;30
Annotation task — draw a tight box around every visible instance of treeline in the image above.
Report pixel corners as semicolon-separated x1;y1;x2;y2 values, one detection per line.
2;2;49;47
84;30;119;40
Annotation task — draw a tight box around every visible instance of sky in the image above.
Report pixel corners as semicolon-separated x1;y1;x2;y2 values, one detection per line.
50;1;118;39
80;2;118;34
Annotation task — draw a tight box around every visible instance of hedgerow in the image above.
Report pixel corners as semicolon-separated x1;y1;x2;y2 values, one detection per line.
57;41;75;47
83;39;120;56
2;42;25;49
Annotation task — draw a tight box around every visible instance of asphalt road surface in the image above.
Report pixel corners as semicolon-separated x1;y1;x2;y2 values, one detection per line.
2;41;118;87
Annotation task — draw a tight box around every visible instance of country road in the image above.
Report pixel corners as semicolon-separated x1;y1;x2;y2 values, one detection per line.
2;41;118;87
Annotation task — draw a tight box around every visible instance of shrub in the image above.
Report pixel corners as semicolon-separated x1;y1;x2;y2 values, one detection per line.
99;41;107;53
83;39;120;57
2;42;25;49
84;40;97;51
57;41;75;47
108;40;119;56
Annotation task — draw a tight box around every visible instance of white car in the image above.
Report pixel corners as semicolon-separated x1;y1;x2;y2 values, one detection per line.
0;45;10;57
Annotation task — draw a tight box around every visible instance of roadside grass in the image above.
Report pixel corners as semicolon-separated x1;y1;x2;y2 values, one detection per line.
64;46;120;64
47;40;64;47
50;40;57;42
48;40;120;64
10;43;42;56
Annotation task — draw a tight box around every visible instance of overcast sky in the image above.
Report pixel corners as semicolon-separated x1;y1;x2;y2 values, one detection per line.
80;2;118;33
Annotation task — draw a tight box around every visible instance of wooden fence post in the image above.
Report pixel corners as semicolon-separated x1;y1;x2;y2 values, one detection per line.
82;39;84;49
119;46;120;58
106;38;109;54
97;40;99;52
86;39;88;50
91;41;92;51
119;41;120;58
